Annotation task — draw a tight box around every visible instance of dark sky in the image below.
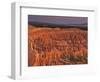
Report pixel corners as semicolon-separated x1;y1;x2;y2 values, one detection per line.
28;15;87;25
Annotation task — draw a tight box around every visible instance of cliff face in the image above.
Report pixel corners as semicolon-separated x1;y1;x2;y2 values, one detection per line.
28;25;88;66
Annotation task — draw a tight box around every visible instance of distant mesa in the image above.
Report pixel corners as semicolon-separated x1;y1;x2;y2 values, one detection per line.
28;21;88;30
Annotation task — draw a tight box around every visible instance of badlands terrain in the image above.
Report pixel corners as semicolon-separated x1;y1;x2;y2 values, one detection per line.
28;25;88;66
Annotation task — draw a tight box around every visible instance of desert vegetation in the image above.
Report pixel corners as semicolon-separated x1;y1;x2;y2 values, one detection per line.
28;25;88;66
